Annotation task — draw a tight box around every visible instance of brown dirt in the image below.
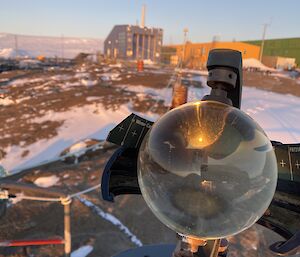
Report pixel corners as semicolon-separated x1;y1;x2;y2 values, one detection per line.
243;71;300;97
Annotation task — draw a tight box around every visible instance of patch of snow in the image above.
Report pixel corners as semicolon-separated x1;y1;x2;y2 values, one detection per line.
81;79;98;86
109;63;122;68
243;58;275;71
0;78;9;83
60;81;82;89
143;59;155;65
71;245;93;257
100;72;121;81
117;85;173;104
34;175;60;188
68;142;88;154
86;96;102;101
51;75;71;81
16;96;31;104
0;48;31;59
184;75;206;85
9;78;44;87
75;72;89;78
0;97;14;106
176;68;209;76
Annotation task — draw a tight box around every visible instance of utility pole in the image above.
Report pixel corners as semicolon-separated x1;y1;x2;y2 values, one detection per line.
141;5;146;28
14;34;19;60
61;34;64;62
259;23;269;62
181;28;188;68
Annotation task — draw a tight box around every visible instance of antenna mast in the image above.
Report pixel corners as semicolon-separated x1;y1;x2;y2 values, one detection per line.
141;5;146;28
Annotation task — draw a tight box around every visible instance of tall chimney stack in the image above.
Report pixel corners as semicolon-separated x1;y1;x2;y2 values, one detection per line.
141;5;146;28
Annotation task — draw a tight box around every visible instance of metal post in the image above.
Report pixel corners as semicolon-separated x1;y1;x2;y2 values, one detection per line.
61;34;64;63
64;201;71;257
170;75;187;109
182;28;189;68
178;234;222;257
259;24;268;62
142;34;145;60
136;34;140;60
141;5;146;28
153;35;156;62
147;35;151;59
14;35;18;60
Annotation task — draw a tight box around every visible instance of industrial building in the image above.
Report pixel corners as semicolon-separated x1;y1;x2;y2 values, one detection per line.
104;6;163;62
164;41;260;68
262;56;296;70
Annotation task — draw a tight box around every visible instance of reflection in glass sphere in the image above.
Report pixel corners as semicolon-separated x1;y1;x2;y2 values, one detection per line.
138;101;277;240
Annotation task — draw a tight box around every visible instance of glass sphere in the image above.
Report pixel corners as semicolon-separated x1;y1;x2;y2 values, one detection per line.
138;101;277;240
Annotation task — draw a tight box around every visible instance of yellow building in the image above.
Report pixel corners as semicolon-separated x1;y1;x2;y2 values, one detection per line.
166;41;261;68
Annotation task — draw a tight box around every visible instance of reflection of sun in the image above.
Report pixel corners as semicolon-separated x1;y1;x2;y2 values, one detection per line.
186;102;228;149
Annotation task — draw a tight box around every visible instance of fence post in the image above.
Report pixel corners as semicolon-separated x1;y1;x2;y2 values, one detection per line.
63;199;72;257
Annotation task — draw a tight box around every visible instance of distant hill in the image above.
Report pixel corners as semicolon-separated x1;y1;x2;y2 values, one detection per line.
0;33;103;59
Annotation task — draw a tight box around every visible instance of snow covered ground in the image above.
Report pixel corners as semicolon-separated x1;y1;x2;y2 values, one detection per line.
2;82;300;173
1;101;159;173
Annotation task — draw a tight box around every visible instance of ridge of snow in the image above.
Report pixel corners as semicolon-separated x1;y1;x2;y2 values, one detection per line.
71;245;93;257
243;58;275;71
34;175;60;188
78;197;143;247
